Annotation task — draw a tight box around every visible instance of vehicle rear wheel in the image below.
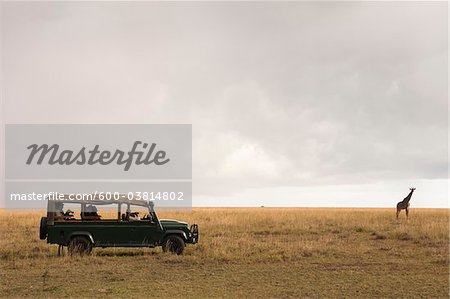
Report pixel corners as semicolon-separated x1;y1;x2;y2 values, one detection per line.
68;236;92;256
162;235;185;255
39;217;48;240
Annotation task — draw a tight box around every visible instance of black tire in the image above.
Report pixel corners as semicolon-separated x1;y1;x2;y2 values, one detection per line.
68;236;92;256
39;217;47;240
162;235;185;255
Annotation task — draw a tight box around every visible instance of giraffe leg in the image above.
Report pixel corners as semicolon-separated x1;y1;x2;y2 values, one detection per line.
405;208;409;221
396;208;400;220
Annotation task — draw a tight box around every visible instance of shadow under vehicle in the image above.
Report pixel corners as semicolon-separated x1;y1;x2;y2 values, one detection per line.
39;195;198;255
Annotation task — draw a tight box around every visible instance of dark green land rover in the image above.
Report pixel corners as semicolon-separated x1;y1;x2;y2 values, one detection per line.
39;195;198;255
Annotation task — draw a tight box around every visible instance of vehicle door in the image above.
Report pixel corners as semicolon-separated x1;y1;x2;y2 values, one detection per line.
128;219;163;246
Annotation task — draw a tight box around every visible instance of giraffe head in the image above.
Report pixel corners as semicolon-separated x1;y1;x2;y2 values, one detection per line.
410;187;416;191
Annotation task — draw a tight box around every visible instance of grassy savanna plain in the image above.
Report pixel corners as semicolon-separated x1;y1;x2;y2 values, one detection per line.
0;208;448;298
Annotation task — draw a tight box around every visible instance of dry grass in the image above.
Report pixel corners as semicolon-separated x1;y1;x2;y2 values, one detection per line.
0;208;448;298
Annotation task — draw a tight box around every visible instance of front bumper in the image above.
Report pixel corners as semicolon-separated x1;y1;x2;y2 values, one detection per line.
187;224;199;244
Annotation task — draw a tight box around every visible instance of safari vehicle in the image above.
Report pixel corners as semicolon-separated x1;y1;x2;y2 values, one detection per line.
39;195;198;255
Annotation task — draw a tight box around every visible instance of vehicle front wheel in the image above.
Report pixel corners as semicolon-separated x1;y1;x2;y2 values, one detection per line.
68;236;92;256
162;235;185;255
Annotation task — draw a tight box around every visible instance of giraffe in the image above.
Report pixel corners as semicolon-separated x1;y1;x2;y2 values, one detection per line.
396;188;416;220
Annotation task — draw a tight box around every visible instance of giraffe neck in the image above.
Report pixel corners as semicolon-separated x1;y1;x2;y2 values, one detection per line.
404;190;414;203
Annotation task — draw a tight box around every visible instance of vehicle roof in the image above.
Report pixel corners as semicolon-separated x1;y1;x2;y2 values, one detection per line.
48;194;153;208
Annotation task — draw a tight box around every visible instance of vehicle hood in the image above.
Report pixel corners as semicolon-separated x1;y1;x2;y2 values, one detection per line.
159;219;188;229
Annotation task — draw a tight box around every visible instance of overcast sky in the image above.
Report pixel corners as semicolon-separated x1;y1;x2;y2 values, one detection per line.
1;2;448;207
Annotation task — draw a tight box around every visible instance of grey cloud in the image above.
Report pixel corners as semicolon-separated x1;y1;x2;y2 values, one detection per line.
1;2;447;198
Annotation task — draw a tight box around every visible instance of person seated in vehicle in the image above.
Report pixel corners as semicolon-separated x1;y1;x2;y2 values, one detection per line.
129;211;141;221
81;204;101;220
141;213;154;222
63;209;75;220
